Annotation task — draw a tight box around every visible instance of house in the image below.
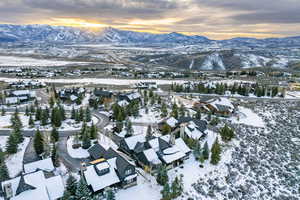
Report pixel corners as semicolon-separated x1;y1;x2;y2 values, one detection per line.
9;80;46;89
3;90;36;105
0;159;64;200
177;117;208;140
93;90;113;99
135;82;157;89
58;87;85;102
119;133;191;171
118;92;141;103
194;97;235;117
84;144;137;193
158;117;178;131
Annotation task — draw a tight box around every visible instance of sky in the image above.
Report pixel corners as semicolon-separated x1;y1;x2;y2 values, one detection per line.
0;0;299;39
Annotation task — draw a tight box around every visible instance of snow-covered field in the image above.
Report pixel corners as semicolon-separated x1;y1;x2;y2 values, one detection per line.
0;55;90;67
129;108;161;124
0;77;187;86
230;106;265;128
5;138;30;177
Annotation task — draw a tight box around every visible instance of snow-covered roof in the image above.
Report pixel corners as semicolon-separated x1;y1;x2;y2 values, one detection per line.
127;92;141;101
184;124;204;140
208;97;234;112
24;158;55;174
1;170;64;200
5;97;18;104
175;138;191;154
143;148;161;165
118;100;129;107
12;90;30;96
161;147;185;164
124;134;146;150
70;94;78;101
84;158;120;192
165;117;178;128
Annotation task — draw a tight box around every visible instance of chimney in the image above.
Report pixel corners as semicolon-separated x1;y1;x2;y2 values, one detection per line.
4;183;13;199
169;132;176;146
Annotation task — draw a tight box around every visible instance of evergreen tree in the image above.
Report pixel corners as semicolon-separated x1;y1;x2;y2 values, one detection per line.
51;143;60;167
49;96;55;108
157;165;168;185
41;109;49;126
25;106;29;116
34;129;44;155
0;148;5;163
1;107;5;116
30;104;35;113
161;183;171;200
179;104;185;117
161;124;171;135
193;141;201;159
82;132;91;149
85;107;91;122
125;120;133;137
65;174;78;197
51;107;62;127
89;122;97;140
75;110;80;123
219;124;235;142
6;133;17;154
0;162;9;182
203;141;209;160
29;113;34;127
51;127;59;143
171;104;178;119
194;110;201;119
35;107;42;121
75;177;92;199
146;125;152;140
59;105;66;121
160;103;167;117
211;138;221;165
79;107;84;122
171;176;183;198
71;107;76;119
106;188;116;200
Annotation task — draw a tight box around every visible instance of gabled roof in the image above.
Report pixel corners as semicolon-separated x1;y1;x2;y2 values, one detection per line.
15;175;36;196
24;158;55;174
88;144;107;160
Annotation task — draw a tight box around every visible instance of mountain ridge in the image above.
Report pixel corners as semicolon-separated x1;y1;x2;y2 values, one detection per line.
1;24;300;47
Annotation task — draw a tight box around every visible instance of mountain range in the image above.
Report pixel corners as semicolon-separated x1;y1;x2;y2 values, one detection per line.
1;24;300;47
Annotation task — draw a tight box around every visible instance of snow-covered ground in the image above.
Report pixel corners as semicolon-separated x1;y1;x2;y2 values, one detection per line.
230;106;265;128
129;108;161;124
0;55;91;67
0;77;187;86
66;136;90;159
5;138;30;177
0;113;29;129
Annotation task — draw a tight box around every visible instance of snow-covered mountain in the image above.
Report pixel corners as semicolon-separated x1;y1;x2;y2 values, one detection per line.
1;24;300;47
0;25;210;44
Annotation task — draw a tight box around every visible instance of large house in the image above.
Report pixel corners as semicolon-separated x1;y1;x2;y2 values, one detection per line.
135;82;157;90
194;97;235;117
58;87;85;103
119;133;191;171
83;144;137;193
118;92;141;103
0;159;64;200
2;90;36;105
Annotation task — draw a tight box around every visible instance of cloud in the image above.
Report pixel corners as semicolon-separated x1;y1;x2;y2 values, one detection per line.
0;0;299;39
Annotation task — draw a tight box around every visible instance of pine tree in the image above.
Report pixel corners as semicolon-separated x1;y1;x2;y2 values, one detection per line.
85;107;91;122
41;109;49;126
25;106;29;116
211;138;221;165
203;141;209;160
59;105;66;121
157;165;168;185
82;132;91;149
1;107;5;116
106;188;116;200
171;176;183;198
65;174;78;196
193;141;201;159
179;104;185;117
79;107;84;122
171;103;178;119
51;107;62;127
6;133;17;154
51;127;59;143
30;104;35;113
146;125;152;141
125;120;133;137
35;107;42;121
0;148;5;163
29;113;34;127
220;124;235;142
71;107;76;119
161;183;171;200
0;162;9;182
161;124;171;135
51;143;60;167
195;110;201;119
34;129;44;155
89;122;97;140
49;96;55;108
75;177;92;199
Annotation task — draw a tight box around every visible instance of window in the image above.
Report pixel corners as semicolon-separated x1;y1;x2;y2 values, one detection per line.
125;169;131;175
